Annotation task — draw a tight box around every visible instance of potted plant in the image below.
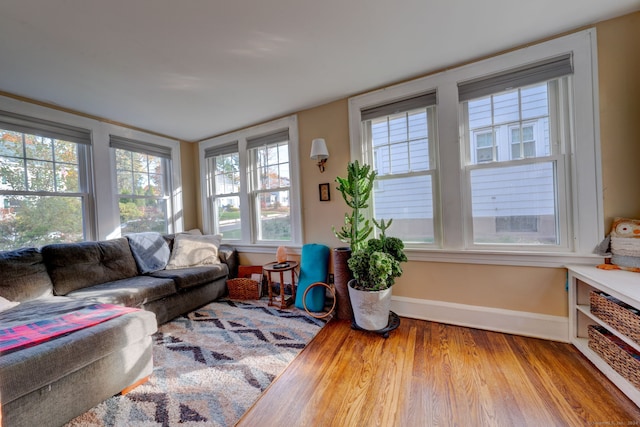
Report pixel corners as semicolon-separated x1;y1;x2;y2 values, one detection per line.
347;218;407;330
331;160;377;320
333;160;376;252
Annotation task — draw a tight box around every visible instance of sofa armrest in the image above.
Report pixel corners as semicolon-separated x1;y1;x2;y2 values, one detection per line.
218;245;239;279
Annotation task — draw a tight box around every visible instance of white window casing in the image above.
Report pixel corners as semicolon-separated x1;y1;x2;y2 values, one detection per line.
0;94;183;243
348;29;603;267
199;115;302;252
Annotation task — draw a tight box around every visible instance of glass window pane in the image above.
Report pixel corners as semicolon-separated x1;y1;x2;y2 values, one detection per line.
371;120;390;147
133;172;149;194
468;97;492;129
523;142;536;158
521;84;549;120
493;91;519;125
119;198;167;234
0;156;26;191
408;110;428;140
148;173;164;196
409;138;429;170
24;135;53;161
26;160;55;191
373;174;434;244
256;190;290;241
511;128;520;143
117;171;133;194
278;164;290;186
214;153;240;195
277;144;289;163
470;162;557;245
216;196;241;239
0;130;24;158
0;195;84;250
388;114;408;143
133;152;149;172
55;164;80;192
54;140;78;164
116;149;132;171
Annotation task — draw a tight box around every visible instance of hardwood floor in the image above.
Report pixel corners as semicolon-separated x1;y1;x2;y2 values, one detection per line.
237;317;640;426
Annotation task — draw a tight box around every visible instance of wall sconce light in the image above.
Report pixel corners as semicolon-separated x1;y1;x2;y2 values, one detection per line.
310;138;329;172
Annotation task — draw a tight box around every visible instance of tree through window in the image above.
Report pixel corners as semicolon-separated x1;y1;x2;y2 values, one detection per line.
0;111;93;250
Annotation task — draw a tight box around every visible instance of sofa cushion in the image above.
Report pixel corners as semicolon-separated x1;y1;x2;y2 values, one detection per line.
0;247;54;302
42;238;139;295
126;232;171;274
0;298;157;405
166;233;222;269
65;275;176;307
0;296;20;312
218;244;239;279
149;264;228;290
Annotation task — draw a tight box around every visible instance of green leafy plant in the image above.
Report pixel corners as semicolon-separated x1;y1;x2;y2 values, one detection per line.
333;160;377;252
347;218;407;291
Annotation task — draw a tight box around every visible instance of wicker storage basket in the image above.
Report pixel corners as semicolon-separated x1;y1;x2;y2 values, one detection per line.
227;278;261;300
588;325;640;390
590;291;640;345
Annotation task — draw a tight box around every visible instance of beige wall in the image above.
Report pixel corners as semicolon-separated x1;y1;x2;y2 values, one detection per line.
184;11;640;318
597;12;640;227
179;140;199;231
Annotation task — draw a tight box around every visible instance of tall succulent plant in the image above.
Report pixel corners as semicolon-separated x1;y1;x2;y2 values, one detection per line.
333;161;377;252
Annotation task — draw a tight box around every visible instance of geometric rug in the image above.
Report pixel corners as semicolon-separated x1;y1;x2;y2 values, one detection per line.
65;298;328;427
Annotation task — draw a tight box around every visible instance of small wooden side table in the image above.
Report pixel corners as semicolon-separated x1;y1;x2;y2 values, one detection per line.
263;261;299;309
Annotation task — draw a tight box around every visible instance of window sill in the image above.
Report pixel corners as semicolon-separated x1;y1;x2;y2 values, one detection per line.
232;244;601;268
406;248;603;268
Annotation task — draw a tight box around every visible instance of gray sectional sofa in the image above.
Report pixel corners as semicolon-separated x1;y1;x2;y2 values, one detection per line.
0;233;238;427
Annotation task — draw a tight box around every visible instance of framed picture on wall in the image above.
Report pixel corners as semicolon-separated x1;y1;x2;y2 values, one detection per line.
319;183;330;201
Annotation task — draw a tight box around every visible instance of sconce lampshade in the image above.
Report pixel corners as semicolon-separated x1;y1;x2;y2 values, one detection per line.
310;138;329;160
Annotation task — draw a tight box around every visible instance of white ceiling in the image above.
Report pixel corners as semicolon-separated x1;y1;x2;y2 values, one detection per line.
1;1;638;142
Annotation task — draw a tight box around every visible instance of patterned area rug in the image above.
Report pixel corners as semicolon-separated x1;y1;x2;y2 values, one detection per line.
66;299;328;426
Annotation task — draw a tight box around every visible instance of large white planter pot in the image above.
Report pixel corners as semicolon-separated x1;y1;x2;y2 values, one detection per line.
348;279;392;331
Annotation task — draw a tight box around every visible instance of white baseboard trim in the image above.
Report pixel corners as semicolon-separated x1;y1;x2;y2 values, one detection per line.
391;296;569;342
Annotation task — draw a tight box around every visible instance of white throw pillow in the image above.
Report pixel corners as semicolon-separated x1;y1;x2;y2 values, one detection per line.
165;233;222;269
0;296;19;312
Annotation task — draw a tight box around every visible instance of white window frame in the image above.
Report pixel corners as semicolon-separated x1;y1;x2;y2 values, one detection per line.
348;29;603;267
0;95;183;242
364;106;439;245
199;115;302;252
111;140;175;235
0;115;95;247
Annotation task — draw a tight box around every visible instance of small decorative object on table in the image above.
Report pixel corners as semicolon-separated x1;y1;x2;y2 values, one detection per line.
263;261;298;309
276;245;288;263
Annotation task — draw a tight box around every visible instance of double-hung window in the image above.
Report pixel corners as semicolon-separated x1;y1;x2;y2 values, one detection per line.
204;142;241;239
360;93;438;244
349;29;602;264
110;135;173;235
459;54;573;247
0;110;93;250
200;115;301;247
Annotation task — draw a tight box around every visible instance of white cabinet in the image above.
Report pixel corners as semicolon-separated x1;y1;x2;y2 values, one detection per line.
567;265;640;407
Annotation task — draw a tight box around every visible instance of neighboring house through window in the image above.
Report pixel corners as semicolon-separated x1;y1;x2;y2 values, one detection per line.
349;29;602;266
199;115;302;248
360;92;437;244
0;110;94;250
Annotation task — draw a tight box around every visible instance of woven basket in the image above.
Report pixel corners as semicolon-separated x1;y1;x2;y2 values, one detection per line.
227;278;261;300
588;325;640;390
590;291;640;345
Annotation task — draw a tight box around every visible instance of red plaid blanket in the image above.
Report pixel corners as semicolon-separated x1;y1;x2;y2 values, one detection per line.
0;304;139;354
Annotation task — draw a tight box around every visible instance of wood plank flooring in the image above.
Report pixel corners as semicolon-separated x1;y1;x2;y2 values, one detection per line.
237;317;640;426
